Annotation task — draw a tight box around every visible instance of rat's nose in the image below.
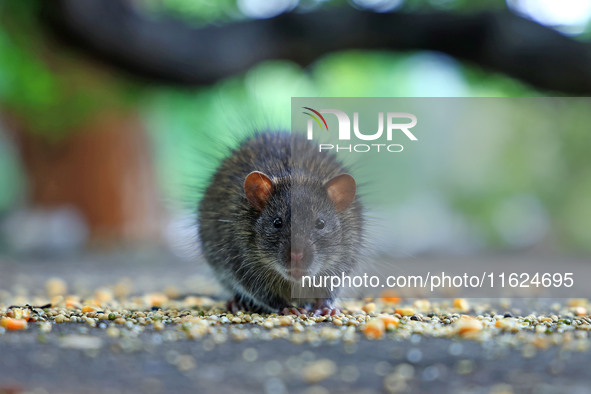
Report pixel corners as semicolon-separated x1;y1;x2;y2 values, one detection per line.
290;250;304;264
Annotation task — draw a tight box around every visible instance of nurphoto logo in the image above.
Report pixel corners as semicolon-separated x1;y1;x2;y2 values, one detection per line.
302;107;418;153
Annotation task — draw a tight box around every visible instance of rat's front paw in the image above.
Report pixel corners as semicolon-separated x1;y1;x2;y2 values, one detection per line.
227;297;245;313
313;300;341;316
279;306;308;316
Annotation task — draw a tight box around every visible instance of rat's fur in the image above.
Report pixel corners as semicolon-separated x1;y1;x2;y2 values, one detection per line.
198;132;363;313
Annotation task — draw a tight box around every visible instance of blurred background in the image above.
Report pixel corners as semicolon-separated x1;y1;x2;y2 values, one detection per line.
1;0;591;260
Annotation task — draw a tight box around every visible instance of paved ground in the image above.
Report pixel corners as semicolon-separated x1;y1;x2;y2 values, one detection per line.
1;250;590;394
1;324;590;394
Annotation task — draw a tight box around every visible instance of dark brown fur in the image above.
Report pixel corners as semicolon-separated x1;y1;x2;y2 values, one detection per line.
198;132;363;313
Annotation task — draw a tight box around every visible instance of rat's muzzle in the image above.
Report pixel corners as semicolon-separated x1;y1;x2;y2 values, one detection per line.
286;238;314;280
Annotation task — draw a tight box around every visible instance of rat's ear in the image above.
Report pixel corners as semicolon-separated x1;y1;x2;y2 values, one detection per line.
325;173;356;212
244;171;274;210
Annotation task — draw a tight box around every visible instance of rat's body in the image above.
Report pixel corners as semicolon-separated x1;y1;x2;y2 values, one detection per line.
198;132;363;314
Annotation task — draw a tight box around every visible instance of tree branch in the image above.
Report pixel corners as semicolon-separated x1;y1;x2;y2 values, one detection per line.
43;0;591;94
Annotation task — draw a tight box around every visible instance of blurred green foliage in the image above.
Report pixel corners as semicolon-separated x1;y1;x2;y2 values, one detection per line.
0;1;137;142
140;0;240;24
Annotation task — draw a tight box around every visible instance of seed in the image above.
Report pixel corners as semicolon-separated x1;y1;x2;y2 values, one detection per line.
94;288;113;303
453;299;469;313
65;297;81;310
60;335;102;350
0;317;27;331
176;355;197;371
413;299;431;312
82;305;99;313
105;327;119;338
113;278;133;299
378;315;399;330
379;290;401;304
263;320;275;329
495;318;519;332
362;303;376;314
568;299;588;308
164;285;180;299
145;293;168;308
302;359;337;383
50;296;64;307
454;316;483;337
573;307;587;316
46;278;67;298
363;319;385;339
394;308;415;317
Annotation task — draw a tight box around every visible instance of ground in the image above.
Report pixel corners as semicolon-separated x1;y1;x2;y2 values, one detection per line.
0;250;590;394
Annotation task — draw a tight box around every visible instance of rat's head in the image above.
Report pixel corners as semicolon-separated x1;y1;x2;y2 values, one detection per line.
244;171;356;283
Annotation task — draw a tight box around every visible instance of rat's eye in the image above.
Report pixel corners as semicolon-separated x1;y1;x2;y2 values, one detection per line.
272;217;283;229
315;218;325;230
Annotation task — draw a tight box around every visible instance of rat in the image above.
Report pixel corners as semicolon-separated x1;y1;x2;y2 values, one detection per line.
198;131;363;315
